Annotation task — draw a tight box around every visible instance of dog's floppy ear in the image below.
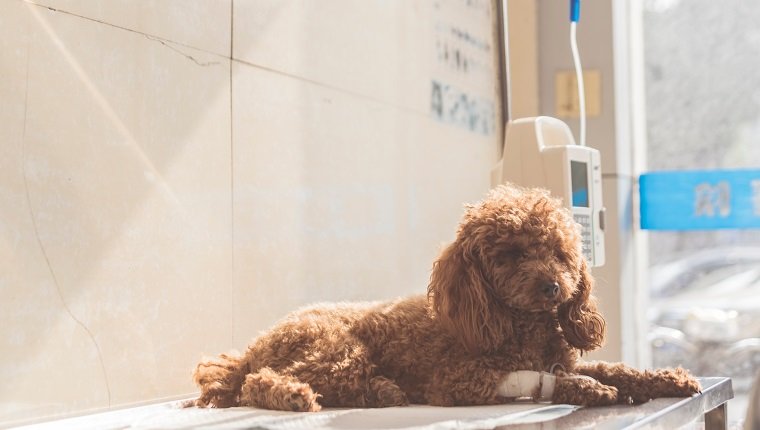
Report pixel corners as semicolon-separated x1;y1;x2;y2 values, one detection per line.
558;258;605;351
427;239;511;354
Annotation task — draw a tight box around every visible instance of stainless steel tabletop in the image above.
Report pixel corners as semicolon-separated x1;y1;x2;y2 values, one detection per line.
500;377;734;430
14;377;733;430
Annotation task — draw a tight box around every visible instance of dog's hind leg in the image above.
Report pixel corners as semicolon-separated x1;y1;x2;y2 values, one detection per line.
239;367;322;412
285;340;409;408
367;376;409;408
193;352;249;408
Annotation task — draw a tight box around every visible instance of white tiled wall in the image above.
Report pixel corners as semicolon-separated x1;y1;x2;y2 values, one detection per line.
0;0;503;426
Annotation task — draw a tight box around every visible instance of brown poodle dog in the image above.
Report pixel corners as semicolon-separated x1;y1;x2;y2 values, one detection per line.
192;184;700;412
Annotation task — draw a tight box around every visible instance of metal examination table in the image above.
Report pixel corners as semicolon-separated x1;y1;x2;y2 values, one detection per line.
502;377;734;430
15;377;733;430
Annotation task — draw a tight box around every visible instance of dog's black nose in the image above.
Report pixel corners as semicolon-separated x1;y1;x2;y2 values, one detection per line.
542;282;560;298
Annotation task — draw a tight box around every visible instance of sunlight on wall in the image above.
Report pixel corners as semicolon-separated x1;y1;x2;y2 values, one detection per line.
0;0;503;426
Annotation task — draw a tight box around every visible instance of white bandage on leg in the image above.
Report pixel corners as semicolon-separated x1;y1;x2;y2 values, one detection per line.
496;371;556;401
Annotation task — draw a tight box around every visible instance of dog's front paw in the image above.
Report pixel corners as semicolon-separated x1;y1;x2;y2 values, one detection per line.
649;367;701;398
553;376;618;406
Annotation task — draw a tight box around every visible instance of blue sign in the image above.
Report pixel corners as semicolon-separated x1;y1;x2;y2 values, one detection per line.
640;169;760;230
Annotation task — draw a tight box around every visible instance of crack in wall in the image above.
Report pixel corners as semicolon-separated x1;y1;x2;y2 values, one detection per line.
144;34;220;67
18;0;229;407
23;0;224;67
19;32;113;407
24;0;422;117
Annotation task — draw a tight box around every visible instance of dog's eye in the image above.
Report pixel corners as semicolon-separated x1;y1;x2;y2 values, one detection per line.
504;249;528;261
558;252;576;266
500;250;525;262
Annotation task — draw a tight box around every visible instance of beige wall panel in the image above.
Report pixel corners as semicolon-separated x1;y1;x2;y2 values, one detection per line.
231;63;498;343
0;2;108;423
233;0;501;116
0;2;232;424
24;0;231;56
1;0;503;425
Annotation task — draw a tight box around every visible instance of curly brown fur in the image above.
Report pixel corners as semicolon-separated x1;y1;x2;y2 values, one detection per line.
239;367;321;412
552;376;618;406
193;352;248;408
572;361;701;404
192;184;700;411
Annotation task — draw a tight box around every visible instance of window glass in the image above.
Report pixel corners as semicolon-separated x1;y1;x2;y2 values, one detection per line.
644;0;760;422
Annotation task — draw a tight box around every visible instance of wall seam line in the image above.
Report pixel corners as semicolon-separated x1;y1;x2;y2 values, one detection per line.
230;0;236;348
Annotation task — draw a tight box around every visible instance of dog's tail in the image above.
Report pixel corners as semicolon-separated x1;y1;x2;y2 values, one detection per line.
191;351;250;408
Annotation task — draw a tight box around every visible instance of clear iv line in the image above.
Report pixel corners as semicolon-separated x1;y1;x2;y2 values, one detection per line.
570;21;586;147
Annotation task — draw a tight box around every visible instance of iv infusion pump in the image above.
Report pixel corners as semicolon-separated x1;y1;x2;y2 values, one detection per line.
491;117;606;267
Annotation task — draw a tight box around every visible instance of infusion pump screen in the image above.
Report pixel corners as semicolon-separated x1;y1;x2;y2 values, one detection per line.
571;161;589;208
